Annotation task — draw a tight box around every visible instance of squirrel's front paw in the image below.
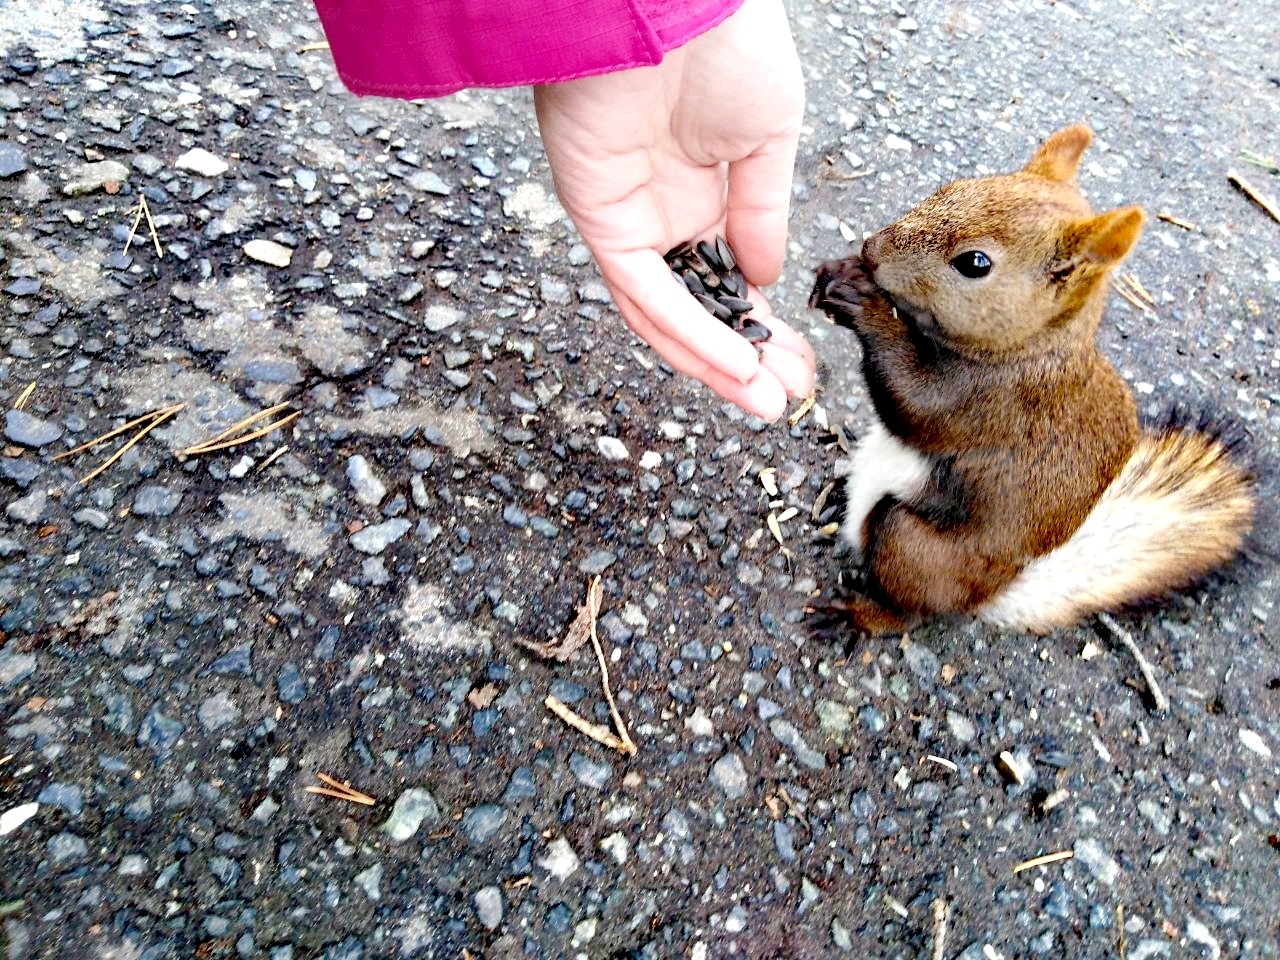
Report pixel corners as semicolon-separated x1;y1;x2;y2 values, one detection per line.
810;257;881;329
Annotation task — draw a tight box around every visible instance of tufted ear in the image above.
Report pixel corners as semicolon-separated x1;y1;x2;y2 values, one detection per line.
1059;206;1146;270
1024;125;1093;182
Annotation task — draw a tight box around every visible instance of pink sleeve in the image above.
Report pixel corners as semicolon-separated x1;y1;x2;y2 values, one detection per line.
311;0;745;99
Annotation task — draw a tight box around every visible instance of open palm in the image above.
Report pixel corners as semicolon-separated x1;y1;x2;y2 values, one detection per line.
534;0;812;421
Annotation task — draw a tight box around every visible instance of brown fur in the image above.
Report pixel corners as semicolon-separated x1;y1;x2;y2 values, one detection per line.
810;125;1255;636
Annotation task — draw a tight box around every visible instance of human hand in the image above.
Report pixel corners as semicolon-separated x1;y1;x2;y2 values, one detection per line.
533;0;812;421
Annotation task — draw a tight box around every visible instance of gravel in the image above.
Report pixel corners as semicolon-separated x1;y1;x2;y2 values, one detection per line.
0;1;1274;957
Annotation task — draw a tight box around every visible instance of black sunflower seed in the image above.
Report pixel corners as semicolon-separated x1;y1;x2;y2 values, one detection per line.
696;239;724;273
695;293;733;322
682;271;707;297
721;270;747;299
665;241;694;264
664;236;764;342
715;236;736;272
717;295;754;315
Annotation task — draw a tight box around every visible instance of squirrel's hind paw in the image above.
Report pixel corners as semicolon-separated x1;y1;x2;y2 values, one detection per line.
804;589;912;650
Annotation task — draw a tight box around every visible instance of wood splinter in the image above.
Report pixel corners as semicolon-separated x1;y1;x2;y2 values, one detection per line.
304;772;377;806
541;577;638;757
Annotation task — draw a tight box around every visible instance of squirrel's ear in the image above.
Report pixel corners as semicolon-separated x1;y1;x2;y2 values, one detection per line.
1062;206;1146;268
1024;125;1093;182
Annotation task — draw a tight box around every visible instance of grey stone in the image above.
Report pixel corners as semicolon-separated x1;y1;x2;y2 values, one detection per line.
473;886;503;931
0;457;41;487
0;652;37;686
710;753;748;799
137;705;185;757
461;804;508;844
36;782;83;816
72;508;110;529
568;752;611;790
175;147;228;177
62;160;129;195
243;359;303;384
1074;837;1121;885
197;692;241;732
407;170;452;195
768;718;827;770
423;304;463;332
5;409;62;447
47;831;88;864
6;489;46;524
382;788;441;841
133;485;183;517
350;518;411;555
346;455;386;507
0;141;26;178
354;863;382;901
578;550;617;575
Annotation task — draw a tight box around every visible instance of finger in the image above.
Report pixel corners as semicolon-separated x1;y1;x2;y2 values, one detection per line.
613;288;789;420
756;340;814;398
725;136;801;286
603;249;760;384
740;286;816;396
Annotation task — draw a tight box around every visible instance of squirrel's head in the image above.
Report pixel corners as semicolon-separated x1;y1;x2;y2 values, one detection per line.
862;125;1146;355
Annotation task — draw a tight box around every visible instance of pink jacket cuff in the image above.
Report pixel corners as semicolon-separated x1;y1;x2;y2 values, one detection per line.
312;0;746;99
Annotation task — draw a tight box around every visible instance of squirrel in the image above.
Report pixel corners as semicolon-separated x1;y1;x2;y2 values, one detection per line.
808;124;1257;637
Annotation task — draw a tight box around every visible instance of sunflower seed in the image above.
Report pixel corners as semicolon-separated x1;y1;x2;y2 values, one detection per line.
664;236;763;342
685;255;713;279
695;293;733;322
718;295;754;315
715;236;736;272
665;241;694;263
696;240;724;273
682;272;708;297
721;270;747;299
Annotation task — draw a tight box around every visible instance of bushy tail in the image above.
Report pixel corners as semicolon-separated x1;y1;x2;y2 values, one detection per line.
979;419;1256;632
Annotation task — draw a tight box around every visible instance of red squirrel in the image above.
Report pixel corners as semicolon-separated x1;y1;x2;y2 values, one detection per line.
809;124;1256;636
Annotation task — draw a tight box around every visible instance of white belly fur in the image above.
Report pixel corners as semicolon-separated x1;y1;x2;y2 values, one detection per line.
839;422;932;556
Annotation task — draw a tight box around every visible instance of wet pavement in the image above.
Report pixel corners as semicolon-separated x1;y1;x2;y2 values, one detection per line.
1;0;1278;957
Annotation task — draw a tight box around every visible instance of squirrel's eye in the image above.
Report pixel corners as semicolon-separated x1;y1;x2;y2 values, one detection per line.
951;250;993;279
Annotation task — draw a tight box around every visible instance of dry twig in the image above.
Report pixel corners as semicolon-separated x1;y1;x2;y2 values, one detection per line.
1227;170;1280;223
787;394;816;426
255;445;290;474
1012;849;1074;874
544;695;629;753
1156;212;1196;231
12;382;36;411
304;772;376;806
53;402;185;485
519;576;601;661
180;402;299;456
587;579;636;756
930;898;950;960
538;578;637;756
1098;612;1169;712
123;193;164;258
1114;273;1156;314
296;41;331;53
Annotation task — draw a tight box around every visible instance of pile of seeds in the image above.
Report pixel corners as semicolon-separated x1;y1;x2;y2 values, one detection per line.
665;236;772;343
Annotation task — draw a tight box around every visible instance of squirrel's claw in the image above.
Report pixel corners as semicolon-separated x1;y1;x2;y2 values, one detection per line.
810;256;880;326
